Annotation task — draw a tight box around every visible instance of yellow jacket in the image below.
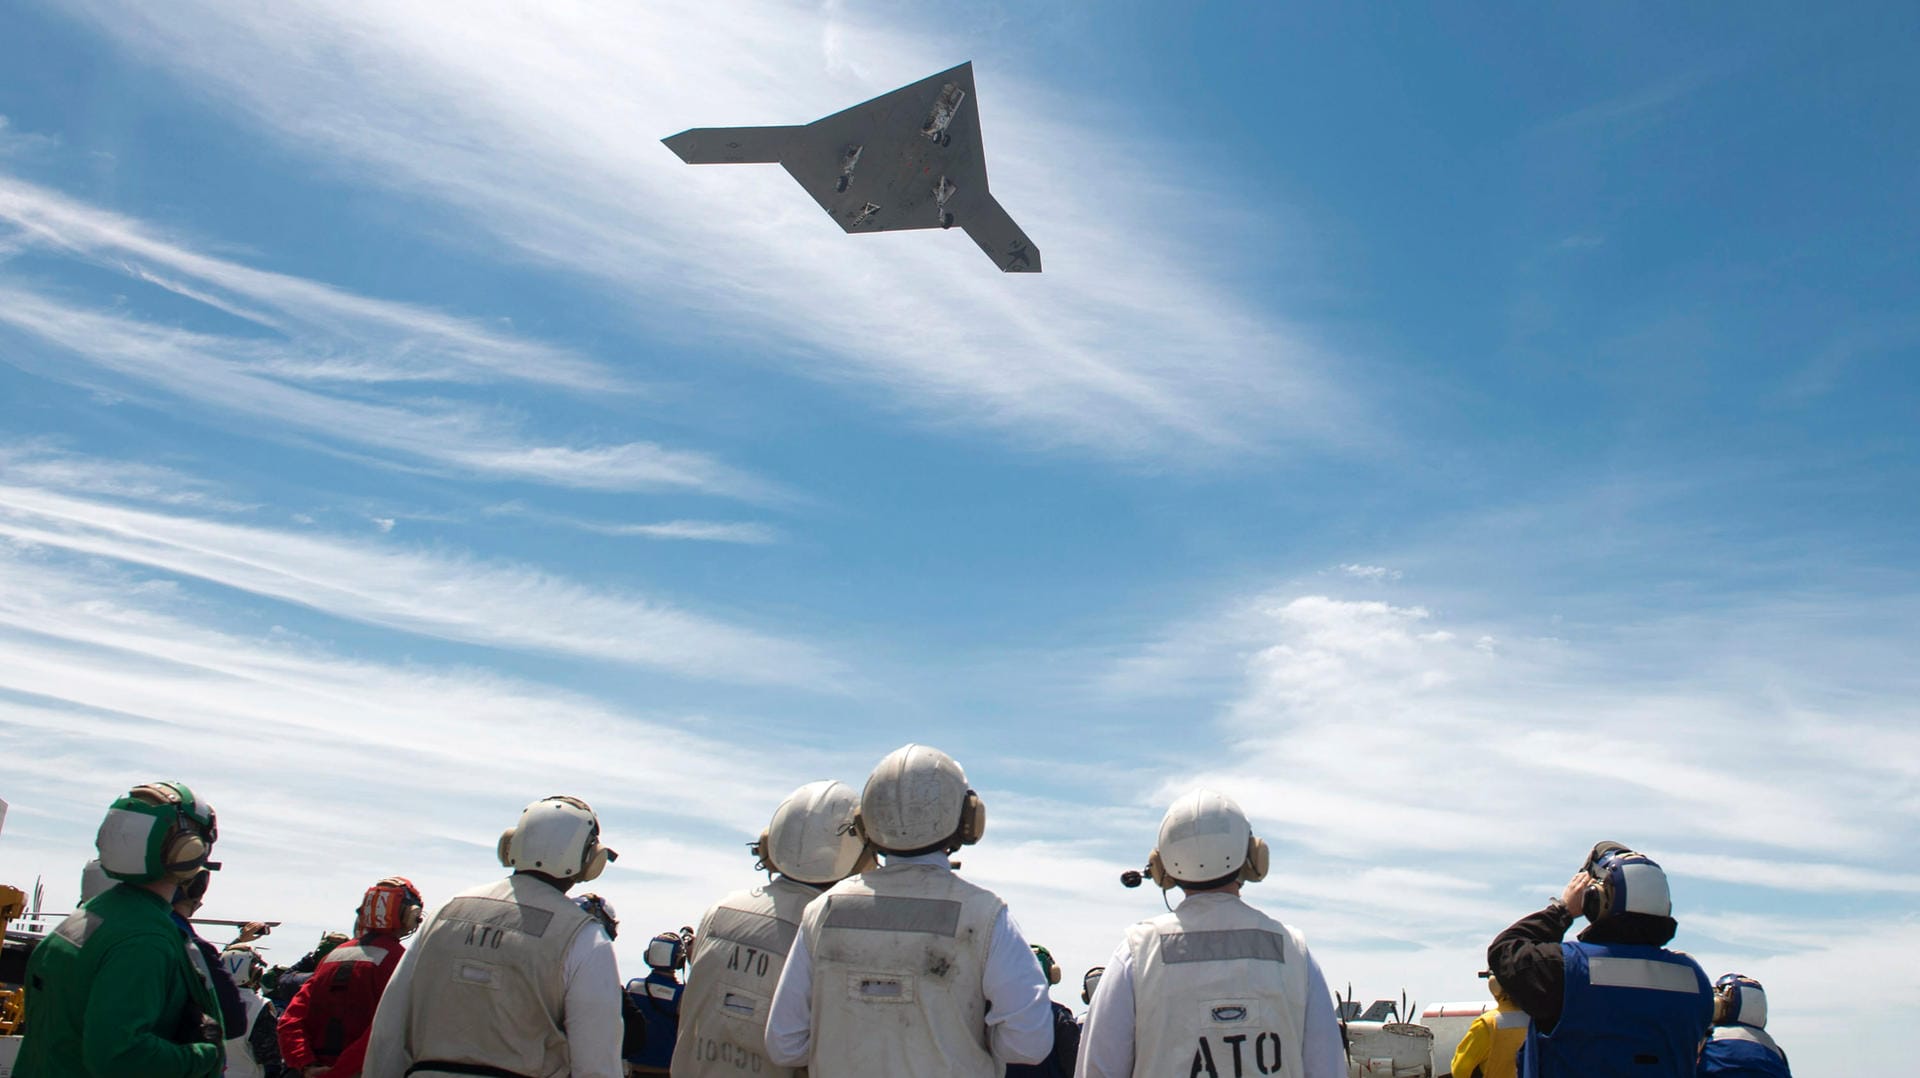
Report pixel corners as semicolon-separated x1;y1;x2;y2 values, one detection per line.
1451;1002;1530;1078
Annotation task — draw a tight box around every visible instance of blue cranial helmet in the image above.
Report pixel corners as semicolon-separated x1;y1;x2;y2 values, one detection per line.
1583;842;1672;921
1715;973;1768;1028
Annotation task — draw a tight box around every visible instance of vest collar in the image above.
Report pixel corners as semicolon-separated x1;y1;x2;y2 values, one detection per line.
882;851;952;869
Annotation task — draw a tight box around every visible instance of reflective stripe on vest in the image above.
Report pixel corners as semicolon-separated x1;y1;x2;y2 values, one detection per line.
704;903;800;956
321;943;390;967
1587;956;1705;993
820;894;962;936
1158;927;1288;965
1700;1025;1791;1077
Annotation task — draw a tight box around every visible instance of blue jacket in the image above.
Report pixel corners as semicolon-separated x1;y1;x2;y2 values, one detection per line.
1521;940;1712;1078
1698;1025;1791;1078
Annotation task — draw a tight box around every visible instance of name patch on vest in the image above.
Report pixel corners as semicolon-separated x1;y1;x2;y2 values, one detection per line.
442;896;553;946
454;959;500;988
846;971;914;1003
720;988;764;1020
707;906;799;957
1160;929;1287;965
1587;957;1701;994
823;895;962;937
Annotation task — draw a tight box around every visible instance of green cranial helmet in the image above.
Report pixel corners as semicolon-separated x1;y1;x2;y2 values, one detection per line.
95;781;218;884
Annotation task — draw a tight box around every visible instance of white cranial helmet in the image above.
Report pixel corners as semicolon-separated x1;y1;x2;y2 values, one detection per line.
498;795;617;882
1152;789;1269;887
857;744;985;855
220;944;267;989
762;780;867;885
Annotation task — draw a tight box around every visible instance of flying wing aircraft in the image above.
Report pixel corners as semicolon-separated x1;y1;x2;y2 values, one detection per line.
662;62;1041;273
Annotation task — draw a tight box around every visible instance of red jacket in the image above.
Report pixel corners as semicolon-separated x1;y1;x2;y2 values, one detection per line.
277;932;406;1076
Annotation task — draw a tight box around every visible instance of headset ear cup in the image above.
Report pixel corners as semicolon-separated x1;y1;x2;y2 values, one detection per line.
1047;960;1062;986
165;832;208;880
1147;850;1170;889
754;830;773;872
579;845;610;883
960;792;986;846
1582;880;1602;921
497;830;515;869
1241;836;1270;883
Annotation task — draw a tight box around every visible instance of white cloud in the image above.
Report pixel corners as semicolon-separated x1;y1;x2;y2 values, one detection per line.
1095;583;1920;1066
0;545;869;973
0;285;778;499
574;519;780;545
0;173;613;391
1340;563;1403;582
0;480;843;689
51;0;1367;461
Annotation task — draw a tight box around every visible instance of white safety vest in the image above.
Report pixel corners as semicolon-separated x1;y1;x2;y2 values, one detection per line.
799;863;1005;1078
1126;893;1310;1078
396;875;595;1078
222;987;268;1078
672;876;822;1078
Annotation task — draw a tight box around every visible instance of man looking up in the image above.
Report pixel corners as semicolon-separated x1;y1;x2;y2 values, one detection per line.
672;780;869;1078
1488;842;1713;1078
766;744;1054;1077
1077;789;1345;1078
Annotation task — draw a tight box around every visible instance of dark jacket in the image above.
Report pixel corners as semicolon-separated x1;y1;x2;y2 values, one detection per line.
1487;902;1681;1032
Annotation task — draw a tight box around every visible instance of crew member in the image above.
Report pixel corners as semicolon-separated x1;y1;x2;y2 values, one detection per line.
1697;974;1790;1077
766;743;1054;1077
671;780;869;1078
1449;975;1529;1078
14;781;226;1077
171;868;249;1046
279;877;422;1078
627;930;689;1074
266;932;349;1010
1007;944;1079;1078
362;795;624;1078
218;944;284;1078
1077;789;1346;1078
1488;842;1713;1078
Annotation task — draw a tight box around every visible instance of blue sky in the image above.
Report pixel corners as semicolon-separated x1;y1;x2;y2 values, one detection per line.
1;1;1915;1070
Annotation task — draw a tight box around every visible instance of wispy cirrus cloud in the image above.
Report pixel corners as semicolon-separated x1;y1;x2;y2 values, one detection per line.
0;173;613;390
0;544;867;972
0;478;843;689
50;0;1368;461
0;283;778;499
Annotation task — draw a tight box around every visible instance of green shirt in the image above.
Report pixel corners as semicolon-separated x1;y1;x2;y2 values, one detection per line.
14;883;223;1078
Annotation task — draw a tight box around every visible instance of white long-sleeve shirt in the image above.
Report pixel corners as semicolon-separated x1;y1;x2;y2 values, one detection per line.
764;851;1055;1068
362;913;624;1078
1076;895;1346;1078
